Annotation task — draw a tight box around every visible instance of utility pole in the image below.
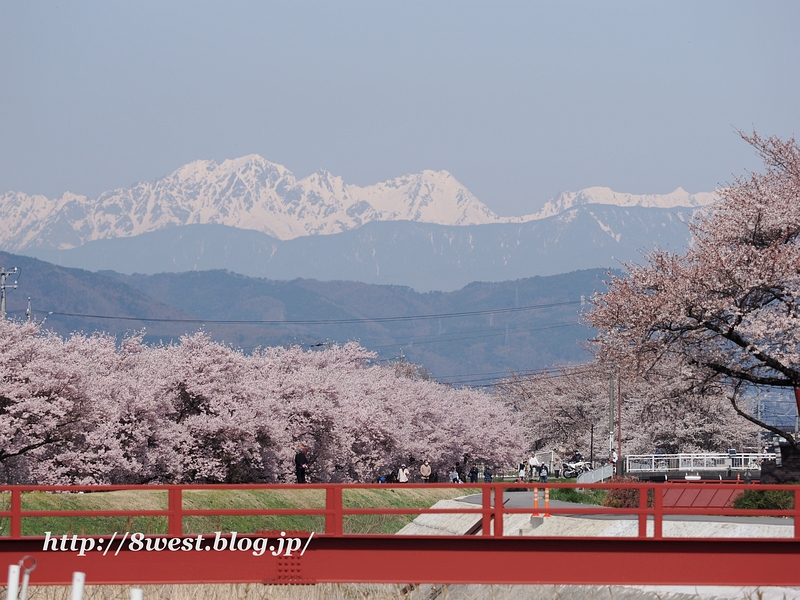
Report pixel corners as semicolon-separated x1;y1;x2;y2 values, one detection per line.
608;374;615;453
757;388;762;423
0;267;20;320
617;373;623;475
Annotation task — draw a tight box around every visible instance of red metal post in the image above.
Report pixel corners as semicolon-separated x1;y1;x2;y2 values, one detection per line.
795;488;800;540
494;485;504;537
10;487;21;539
617;375;622;473
637;484;647;538
168;486;183;536
326;485;343;537
481;485;492;535
653;483;663;540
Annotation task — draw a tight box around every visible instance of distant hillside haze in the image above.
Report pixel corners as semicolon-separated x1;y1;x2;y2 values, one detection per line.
0;251;605;383
27;204;698;292
0;154;715;291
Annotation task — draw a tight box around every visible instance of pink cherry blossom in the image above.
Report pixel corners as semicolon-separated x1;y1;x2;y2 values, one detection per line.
0;323;522;484
586;132;800;447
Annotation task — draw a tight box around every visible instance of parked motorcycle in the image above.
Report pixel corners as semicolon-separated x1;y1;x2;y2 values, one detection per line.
561;460;592;479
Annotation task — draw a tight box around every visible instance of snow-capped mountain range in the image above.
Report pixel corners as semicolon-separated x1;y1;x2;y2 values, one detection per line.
0;155;716;251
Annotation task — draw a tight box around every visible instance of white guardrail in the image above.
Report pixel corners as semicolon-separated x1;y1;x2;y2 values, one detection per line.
626;452;776;474
576;463;615;484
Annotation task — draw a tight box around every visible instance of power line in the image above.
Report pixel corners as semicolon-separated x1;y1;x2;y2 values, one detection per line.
435;369;521;381
434;363;598;385
367;321;583;349
35;299;582;326
453;364;601;388
342;317;588;346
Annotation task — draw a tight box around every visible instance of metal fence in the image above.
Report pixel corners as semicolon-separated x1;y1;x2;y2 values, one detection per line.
626;452;775;474
577;463;615;484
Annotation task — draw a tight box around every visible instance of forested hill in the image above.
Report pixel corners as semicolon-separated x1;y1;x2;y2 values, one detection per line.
0;251;608;384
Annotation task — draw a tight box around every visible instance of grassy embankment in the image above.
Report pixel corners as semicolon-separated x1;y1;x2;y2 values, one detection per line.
548;480;607;506
0;487;479;537
549;487;606;505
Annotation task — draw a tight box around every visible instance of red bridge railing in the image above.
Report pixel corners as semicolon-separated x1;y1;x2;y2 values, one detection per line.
0;481;798;586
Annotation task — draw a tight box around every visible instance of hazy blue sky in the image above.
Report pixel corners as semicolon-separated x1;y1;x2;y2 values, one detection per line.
1;1;798;216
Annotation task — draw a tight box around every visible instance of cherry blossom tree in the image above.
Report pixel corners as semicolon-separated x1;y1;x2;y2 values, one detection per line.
496;361;757;458
0;321;138;484
0;321;523;484
587;133;800;447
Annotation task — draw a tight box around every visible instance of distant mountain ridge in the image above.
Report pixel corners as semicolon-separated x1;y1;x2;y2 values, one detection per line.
0;250;601;381
0;156;499;249
0;154;716;252
29;204;697;292
1;155;719;291
533;186;716;219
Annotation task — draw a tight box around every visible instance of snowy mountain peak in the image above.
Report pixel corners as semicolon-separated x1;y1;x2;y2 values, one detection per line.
0;156;716;252
0;156;500;250
525;186;718;220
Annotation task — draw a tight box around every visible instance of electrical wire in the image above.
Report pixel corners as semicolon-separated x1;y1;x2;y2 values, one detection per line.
17;302;593;389
366;321;583;349
437;363;601;387
34;299;581;325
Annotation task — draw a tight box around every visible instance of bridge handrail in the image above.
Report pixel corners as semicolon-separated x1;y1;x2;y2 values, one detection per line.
626;452;776;473
0;480;799;541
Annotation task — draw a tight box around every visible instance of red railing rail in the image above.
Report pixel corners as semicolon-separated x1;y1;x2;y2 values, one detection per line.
1;481;800;586
0;480;798;540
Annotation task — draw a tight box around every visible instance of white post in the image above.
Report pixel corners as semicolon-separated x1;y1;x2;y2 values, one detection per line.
18;570;29;600
70;572;85;600
7;565;20;600
130;589;143;600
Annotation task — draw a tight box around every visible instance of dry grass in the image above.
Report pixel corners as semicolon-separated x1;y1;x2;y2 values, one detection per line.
5;584;407;600
8;584;793;600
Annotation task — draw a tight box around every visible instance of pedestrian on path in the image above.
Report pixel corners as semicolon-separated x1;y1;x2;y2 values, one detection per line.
420;460;432;483
528;453;541;480
398;464;410;483
483;466;493;483
294;447;308;484
449;466;461;483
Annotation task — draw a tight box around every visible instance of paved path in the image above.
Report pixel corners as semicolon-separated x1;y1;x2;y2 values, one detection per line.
398;492;795;537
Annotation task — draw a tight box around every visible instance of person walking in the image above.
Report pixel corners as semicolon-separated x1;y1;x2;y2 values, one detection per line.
397;464;410;483
449;466;461;483
455;463;465;484
294;447;308;484
483;466;493;483
528;453;541;480
420;460;432;483
539;463;549;483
